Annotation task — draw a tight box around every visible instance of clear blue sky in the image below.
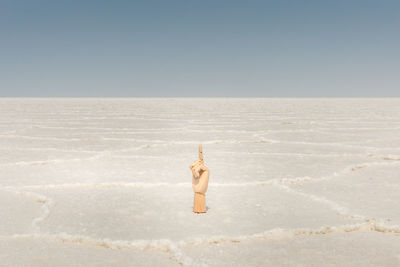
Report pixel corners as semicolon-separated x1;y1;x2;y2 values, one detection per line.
0;0;399;97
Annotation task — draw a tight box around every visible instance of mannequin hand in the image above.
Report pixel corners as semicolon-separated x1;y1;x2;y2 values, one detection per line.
190;160;207;178
190;160;209;194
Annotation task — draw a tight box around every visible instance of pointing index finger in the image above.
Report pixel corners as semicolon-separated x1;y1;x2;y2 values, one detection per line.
199;144;203;163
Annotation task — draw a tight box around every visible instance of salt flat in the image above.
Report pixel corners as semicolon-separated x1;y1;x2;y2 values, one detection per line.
0;98;399;266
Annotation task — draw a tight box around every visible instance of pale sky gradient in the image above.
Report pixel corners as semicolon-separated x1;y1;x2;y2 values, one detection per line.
0;0;399;97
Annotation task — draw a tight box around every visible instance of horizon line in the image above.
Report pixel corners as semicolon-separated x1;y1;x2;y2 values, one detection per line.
1;96;399;99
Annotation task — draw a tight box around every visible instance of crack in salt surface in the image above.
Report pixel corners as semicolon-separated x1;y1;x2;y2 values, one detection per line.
25;192;54;233
1;158;399;266
1;160;397;237
272;160;400;222
274;183;366;220
0;186;192;266
0;154;105;167
3;132;399;152
252;133;399;150
304;160;400;184
0;233;194;267
1;139;398;168
1;220;399;267
13;158;400;191
178;219;400;247
0;186;54;233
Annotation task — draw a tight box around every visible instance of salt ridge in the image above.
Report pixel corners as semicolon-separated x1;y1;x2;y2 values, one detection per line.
3;132;399;152
1;153;399;266
9;159;399;190
1;220;399;267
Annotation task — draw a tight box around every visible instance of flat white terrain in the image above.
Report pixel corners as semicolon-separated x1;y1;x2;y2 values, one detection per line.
0;98;399;266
